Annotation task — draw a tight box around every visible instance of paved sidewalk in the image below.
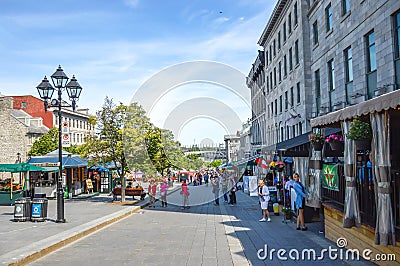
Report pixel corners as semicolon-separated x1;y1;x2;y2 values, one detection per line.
0;184;375;265
0;184;180;266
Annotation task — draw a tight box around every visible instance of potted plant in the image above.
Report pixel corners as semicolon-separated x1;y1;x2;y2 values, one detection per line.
325;134;344;151
308;132;325;151
345;118;372;150
281;207;293;219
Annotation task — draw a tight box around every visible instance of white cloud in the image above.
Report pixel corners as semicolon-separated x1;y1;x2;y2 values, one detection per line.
123;0;140;8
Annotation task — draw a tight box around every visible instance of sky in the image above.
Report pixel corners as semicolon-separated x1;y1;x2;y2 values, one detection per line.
0;0;277;146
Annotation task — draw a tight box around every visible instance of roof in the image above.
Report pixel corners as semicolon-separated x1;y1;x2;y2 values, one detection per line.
310;89;400;127
27;154;87;168
258;0;288;46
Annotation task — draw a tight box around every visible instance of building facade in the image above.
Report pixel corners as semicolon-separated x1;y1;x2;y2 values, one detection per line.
0;97;47;164
224;134;240;162
12;95;94;146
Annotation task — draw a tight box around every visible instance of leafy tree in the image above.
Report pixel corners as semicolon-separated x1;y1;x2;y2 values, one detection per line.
209;159;222;168
28;127;58;156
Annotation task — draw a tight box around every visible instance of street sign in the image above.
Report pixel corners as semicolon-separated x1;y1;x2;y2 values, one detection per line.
61;121;69;134
62;133;71;147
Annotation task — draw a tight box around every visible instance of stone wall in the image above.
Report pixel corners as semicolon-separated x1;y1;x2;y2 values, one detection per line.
0;97;29;164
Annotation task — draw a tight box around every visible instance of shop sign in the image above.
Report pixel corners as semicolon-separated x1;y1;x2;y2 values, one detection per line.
31;203;41;217
322;164;339;191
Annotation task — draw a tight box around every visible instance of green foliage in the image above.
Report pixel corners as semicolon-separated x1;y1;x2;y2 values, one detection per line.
28;127;58;156
208;159;222;168
346;118;372;140
186;154;200;160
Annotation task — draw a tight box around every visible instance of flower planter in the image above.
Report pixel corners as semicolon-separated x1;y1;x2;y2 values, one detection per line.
0;190;24;205
312;142;323;151
355;138;371;150
329;141;344;151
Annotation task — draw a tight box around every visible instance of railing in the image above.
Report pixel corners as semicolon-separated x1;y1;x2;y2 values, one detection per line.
322;164;345;209
356;161;376;228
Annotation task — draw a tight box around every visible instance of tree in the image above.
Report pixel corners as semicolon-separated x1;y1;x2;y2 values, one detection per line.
209;159;223;168
28;127;58;156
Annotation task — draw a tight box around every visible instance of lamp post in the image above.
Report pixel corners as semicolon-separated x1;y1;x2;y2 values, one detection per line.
36;65;83;223
16;152;22;185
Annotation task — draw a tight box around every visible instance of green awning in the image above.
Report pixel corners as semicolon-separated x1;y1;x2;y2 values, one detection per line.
0;163;46;173
41;166;61;172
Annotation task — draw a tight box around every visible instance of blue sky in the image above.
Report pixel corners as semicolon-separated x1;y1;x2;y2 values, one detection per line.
0;0;276;146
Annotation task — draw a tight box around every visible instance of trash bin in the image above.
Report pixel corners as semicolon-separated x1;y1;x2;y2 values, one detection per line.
31;198;48;222
273;203;280;216
14;197;31;222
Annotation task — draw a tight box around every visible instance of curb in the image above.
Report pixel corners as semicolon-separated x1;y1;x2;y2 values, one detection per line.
0;203;147;266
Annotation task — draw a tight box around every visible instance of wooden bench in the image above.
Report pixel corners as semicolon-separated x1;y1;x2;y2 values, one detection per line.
113;187;146;200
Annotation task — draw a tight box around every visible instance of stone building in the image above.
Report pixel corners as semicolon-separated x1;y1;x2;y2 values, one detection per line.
0;96;47;164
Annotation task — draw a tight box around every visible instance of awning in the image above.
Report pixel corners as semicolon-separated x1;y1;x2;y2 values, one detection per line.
0;163;46;173
41;166;61;172
310;89;400;127
275;128;341;151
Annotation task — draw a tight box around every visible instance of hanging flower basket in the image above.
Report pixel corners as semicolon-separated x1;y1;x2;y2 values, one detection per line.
312;142;323;151
329;141;344;151
355;138;371;150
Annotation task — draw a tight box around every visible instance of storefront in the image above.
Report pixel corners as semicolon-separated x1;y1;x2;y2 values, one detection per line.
310;89;400;263
28;150;88;198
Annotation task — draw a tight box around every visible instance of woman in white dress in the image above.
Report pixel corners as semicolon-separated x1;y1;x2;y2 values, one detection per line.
258;180;271;222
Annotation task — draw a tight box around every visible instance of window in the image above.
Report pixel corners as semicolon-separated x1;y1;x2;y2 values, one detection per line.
275;99;278;115
270;72;273;90
342;0;350;15
326;3;332;32
266;51;269;66
344;46;353;103
273;39;276;57
292;125;296;137
298;122;302;135
283;22;287;42
366;31;377;99
294;2;298;26
289;48;293;71
269;45;272;61
313;21;319;45
279;61;282;82
284;55;288;77
279;95;283;113
271;102;274;117
328;59;335;111
285;91;288;110
297;82;301;104
394;11;400;90
21;102;27;108
315;69;321;115
288;13;292;34
266;76;269;93
290;87;294;107
274;67;277;87
278;31;281;50
295;40;299;65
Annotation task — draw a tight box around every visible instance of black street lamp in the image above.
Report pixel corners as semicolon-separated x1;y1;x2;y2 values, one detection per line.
36;65;83;223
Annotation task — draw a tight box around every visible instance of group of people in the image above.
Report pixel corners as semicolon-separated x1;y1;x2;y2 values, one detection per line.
147;178;169;208
257;172;307;231
211;174;237;206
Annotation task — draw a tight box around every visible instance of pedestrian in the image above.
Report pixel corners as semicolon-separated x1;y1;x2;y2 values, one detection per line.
228;176;237;206
221;176;229;203
204;172;209;186
160;179;169;207
293;173;307;230
180;180;190;209
258;180;271;222
211;176;220;206
148;179;157;208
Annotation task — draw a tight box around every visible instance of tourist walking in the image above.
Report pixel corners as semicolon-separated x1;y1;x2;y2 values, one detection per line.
180;180;190;210
211;176;220;206
228;176;237;206
148;179;157;208
221;176;229;203
258;180;271;222
293;173;307;230
160;179;169;207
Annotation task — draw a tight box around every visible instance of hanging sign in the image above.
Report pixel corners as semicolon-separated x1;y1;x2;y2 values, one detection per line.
62;134;71;147
322;164;339;191
61;121;69;134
